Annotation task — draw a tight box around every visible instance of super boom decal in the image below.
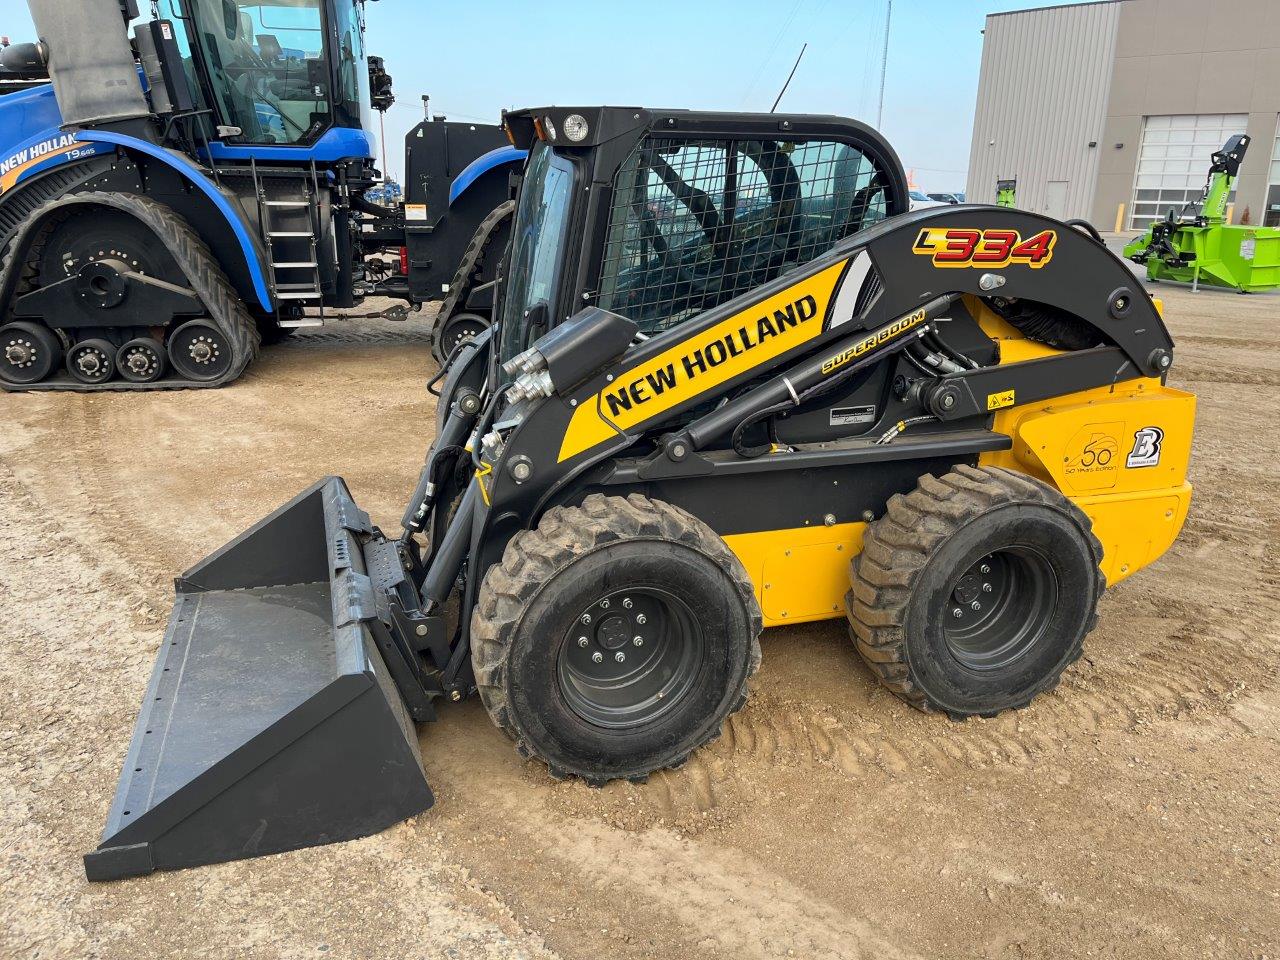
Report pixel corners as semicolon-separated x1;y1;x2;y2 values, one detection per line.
558;258;850;462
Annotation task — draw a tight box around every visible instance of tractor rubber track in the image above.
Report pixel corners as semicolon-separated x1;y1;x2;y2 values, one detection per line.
845;465;1105;718
431;200;514;362
471;493;763;786
1;192;261;393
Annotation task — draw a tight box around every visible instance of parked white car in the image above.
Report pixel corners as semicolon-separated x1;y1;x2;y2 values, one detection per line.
909;190;949;211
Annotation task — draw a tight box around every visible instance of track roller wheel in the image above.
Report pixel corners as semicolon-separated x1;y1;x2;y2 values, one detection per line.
0;322;62;385
168;320;232;382
434;312;489;364
116;337;167;383
846;465;1104;719
66;339;117;385
472;493;762;784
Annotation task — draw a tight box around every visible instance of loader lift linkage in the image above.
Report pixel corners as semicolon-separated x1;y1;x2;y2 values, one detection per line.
87;106;1195;882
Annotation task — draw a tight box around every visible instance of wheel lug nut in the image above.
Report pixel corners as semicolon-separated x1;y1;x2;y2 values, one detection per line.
577;637;589;648
581;613;591;624
615;651;626;663
980;564;991;574
600;599;610;609
633;636;643;647
952;608;963;618
635;614;647;625
982;583;993;593
970;600;982;611
622;598;633;609
591;651;603;663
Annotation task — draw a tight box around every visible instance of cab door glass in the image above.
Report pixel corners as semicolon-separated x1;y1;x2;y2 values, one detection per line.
169;0;333;144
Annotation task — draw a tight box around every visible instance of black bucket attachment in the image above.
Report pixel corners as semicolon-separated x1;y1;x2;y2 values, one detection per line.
84;478;434;882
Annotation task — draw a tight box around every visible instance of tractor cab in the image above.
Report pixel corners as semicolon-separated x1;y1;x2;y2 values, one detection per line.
494;107;910;371
146;0;373;150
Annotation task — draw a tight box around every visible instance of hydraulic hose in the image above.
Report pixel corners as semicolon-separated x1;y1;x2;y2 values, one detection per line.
351;194;399;219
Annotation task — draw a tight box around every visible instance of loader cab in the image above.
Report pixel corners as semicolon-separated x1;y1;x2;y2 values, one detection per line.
496;107;910;370
152;0;372;149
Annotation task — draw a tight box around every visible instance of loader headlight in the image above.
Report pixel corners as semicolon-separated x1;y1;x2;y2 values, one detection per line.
562;114;589;142
543;116;557;141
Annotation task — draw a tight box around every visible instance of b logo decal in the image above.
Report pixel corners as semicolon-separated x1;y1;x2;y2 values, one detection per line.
1126;426;1164;468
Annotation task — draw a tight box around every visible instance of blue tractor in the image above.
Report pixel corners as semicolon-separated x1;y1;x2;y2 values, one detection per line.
0;0;525;390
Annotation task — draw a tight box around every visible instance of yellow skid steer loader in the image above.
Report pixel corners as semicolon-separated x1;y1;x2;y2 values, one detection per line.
85;107;1194;881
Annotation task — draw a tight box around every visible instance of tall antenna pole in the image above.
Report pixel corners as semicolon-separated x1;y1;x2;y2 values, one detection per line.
771;43;808;113
877;0;892;128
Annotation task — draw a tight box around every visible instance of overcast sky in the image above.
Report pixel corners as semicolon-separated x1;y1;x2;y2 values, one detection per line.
2;0;1087;192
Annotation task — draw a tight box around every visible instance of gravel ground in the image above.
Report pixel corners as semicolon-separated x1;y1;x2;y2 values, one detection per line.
1;286;1277;960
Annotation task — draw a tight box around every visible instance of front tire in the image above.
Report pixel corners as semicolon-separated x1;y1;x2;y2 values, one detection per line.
846;465;1104;719
472;494;762;784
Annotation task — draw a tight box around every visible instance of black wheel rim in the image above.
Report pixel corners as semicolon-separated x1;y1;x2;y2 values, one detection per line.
1;323;58;384
67;341;115;384
557;587;705;729
117;339;166;383
942;548;1059;671
168;322;231;381
442;316;486;356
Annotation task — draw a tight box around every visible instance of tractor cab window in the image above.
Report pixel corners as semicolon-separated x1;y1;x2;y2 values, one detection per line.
597;137;893;335
168;0;334;144
499;143;576;364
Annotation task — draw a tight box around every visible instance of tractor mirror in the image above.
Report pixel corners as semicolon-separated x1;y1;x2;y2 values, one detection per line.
222;0;239;40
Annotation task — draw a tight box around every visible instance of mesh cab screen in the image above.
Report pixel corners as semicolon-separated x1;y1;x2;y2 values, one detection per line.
597;137;892;334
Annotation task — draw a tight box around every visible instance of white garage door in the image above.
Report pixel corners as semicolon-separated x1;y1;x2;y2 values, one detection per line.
1130;114;1249;229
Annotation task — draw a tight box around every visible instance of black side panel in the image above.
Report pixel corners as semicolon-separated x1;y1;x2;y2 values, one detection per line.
402;120;512;299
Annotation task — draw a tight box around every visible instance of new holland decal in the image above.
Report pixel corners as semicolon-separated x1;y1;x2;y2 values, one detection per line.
0;134;101;196
557;258;850;462
912;227;1057;269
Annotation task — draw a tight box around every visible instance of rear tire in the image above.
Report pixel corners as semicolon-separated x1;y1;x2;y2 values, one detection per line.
472;493;762;784
846;465;1104;719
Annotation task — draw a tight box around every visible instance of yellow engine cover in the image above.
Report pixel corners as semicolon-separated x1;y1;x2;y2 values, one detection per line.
980;380;1195;585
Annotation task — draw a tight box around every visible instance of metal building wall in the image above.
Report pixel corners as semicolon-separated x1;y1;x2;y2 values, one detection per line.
966;2;1122;219
1093;0;1280;230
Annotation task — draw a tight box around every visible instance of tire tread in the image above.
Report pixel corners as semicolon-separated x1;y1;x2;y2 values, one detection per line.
846;466;1104;718
472;493;762;783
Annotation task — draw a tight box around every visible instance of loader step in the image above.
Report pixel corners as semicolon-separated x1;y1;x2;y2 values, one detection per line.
85;478;433;881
